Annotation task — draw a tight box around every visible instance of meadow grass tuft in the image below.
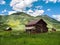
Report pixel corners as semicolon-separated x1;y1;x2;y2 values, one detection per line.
0;31;60;45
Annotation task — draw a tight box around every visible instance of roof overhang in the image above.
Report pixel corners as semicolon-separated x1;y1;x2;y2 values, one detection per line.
26;26;35;29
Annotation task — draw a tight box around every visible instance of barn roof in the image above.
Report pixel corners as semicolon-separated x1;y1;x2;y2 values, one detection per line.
26;19;47;26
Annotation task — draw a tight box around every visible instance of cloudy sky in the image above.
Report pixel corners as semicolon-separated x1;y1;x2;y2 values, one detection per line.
0;0;60;21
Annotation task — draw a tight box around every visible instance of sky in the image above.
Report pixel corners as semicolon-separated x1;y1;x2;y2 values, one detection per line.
0;0;60;21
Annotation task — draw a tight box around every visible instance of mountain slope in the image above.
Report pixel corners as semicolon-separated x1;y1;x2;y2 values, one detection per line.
0;12;60;31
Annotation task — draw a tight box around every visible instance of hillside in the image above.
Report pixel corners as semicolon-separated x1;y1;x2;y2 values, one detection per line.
0;12;60;31
35;15;60;31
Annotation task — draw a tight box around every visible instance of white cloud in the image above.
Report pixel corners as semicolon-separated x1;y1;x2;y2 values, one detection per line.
47;9;51;11
2;9;7;13
10;0;38;11
0;0;5;4
8;11;17;15
27;4;33;8
27;9;34;13
10;0;44;17
27;9;44;17
52;15;60;21
35;6;43;9
43;0;60;3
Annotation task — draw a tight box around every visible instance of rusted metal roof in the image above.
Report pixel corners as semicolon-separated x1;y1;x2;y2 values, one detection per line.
26;19;45;25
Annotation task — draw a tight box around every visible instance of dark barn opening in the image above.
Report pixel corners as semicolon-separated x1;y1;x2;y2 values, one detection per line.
25;19;48;33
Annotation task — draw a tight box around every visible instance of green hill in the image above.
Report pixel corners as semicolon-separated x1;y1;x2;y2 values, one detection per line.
0;12;60;31
35;15;60;31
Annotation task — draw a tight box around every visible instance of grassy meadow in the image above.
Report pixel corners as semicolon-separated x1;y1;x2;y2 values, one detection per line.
0;31;60;45
0;13;60;45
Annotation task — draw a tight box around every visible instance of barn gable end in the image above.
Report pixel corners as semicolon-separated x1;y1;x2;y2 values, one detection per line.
25;19;48;33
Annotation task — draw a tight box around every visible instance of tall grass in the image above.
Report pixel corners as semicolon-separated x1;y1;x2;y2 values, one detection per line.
0;31;60;45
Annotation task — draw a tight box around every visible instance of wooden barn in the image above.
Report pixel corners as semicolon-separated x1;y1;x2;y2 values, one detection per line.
25;19;48;33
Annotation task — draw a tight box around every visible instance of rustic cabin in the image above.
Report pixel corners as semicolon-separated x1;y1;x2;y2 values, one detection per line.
5;27;12;31
25;19;48;33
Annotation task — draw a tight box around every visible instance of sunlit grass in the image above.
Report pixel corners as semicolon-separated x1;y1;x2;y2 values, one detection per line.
7;20;20;27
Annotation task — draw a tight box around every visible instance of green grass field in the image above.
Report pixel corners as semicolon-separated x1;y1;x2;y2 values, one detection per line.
0;31;60;45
